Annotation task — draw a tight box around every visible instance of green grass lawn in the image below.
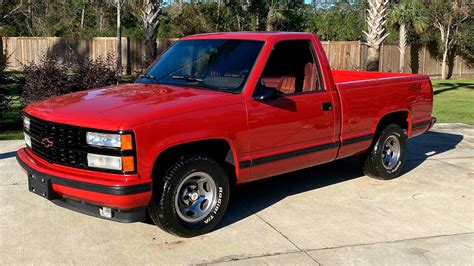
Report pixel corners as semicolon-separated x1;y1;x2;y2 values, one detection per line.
0;75;473;141
432;79;474;125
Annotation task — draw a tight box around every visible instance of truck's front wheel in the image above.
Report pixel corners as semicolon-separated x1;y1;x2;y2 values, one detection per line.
148;153;230;237
360;124;407;180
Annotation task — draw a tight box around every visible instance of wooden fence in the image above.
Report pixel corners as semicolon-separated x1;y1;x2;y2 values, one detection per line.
320;41;474;77
1;37;176;73
2;37;473;77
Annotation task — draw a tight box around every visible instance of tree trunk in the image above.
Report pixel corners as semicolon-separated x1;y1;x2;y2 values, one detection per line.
438;25;450;80
216;0;221;31
179;0;183;9
141;0;161;63
367;46;380;72
441;44;448;80
364;0;389;71
99;7;103;32
27;0;33;35
255;13;259;31
116;0;122;79
266;6;274;31
236;15;241;30
80;0;86;29
398;23;407;73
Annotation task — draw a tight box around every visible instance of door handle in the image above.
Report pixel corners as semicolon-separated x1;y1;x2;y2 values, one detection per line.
322;102;333;111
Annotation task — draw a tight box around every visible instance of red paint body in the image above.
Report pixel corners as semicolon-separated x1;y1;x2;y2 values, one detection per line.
18;32;434;211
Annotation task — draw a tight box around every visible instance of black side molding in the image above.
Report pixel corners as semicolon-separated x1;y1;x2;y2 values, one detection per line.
239;133;375;168
342;134;374;145
239;141;340;168
16;152;151;196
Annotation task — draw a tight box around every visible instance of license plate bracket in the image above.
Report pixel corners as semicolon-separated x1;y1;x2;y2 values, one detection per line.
28;174;60;200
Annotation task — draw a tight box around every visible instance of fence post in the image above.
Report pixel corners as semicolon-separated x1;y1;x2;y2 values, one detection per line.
327;40;331;65
126;37;131;75
422;47;426;75
379;43;383;72
357;41;361;70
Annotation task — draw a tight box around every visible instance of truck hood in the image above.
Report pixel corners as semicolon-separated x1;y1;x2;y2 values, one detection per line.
24;83;235;130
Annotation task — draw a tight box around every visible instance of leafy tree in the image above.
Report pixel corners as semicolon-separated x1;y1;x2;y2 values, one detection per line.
388;0;427;72
424;0;471;79
305;1;365;41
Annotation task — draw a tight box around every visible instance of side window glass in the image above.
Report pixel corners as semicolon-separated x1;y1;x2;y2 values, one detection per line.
258;40;323;95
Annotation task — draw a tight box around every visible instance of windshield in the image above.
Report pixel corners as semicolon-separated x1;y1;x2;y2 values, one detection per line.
136;39;264;93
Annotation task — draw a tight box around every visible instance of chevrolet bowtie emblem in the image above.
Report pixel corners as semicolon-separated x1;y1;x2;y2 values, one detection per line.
41;138;54;148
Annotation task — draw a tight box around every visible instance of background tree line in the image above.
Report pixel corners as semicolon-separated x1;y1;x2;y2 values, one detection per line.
0;0;472;78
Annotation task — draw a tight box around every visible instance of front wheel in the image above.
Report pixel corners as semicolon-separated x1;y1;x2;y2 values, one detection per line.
360;124;407;180
148;153;230;237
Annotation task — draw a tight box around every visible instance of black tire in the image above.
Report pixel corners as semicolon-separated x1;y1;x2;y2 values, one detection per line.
360;124;407;180
148;153;230;237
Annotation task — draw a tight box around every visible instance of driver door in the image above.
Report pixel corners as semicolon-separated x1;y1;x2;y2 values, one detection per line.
245;40;338;180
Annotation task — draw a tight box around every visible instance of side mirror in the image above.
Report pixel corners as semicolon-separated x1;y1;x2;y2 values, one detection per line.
253;86;282;100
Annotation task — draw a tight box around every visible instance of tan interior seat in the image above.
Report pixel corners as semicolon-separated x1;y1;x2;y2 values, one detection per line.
277;76;296;94
303;62;318;92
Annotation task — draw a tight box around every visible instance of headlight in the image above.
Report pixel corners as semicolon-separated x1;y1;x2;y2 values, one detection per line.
86;132;133;150
87;153;135;172
87;153;122;170
24;133;31;147
86;132;121;148
24;117;30;130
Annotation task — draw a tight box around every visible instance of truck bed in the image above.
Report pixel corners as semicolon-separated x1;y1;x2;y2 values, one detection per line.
332;70;414;84
332;70;433;159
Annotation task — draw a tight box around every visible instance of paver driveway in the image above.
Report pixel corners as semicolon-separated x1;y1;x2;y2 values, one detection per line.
1;124;473;265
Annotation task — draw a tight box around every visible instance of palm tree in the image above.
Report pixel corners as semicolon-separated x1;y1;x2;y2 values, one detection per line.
265;0;285;31
364;0;390;71
388;0;427;73
139;0;162;62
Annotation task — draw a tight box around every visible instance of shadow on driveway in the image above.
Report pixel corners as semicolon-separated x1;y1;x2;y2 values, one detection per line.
0;151;17;160
218;130;463;229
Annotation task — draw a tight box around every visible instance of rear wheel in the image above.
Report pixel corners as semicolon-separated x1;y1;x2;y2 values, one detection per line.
361;124;407;180
148;153;230;237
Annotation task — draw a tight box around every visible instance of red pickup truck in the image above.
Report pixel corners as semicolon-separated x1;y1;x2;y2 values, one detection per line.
17;32;435;237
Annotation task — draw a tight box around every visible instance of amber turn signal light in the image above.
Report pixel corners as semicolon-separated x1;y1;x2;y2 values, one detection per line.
121;134;133;151
122;156;135;172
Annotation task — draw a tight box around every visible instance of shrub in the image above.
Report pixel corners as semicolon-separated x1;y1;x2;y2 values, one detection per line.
72;55;119;91
0;47;9;119
21;53;72;106
21;53;120;106
0;88;8;120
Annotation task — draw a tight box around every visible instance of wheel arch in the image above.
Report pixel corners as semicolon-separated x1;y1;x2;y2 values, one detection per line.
374;110;412;138
150;138;239;187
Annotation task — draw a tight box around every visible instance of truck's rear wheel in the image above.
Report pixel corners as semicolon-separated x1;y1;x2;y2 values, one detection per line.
148;153;230;237
361;124;407;180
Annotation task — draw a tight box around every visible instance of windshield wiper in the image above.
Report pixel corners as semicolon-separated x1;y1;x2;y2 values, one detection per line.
171;75;238;94
171;75;204;82
138;74;160;82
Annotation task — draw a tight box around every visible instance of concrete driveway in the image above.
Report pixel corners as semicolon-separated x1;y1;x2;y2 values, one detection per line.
1;124;473;265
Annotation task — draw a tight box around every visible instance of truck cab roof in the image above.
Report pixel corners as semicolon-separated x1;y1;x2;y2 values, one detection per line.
180;32;314;41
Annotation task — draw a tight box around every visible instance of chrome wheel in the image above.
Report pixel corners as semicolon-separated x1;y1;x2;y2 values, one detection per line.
174;172;217;223
381;135;401;169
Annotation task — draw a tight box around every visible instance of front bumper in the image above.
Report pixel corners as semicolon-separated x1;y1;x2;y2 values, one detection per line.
16;148;152;223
